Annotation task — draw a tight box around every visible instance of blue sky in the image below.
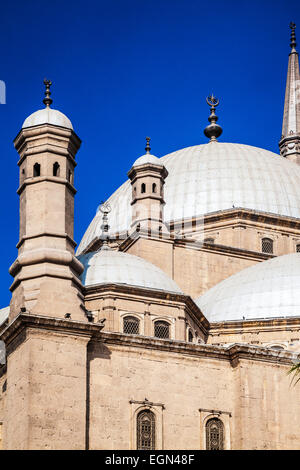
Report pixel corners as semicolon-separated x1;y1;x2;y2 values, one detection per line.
0;0;299;307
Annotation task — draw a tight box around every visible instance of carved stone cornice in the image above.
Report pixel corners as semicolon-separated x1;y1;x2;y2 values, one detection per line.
16;231;77;250
118;230;273;261
171;208;300;231
96;331;296;367
209;316;300;336
84;282;210;334
0;314;295;368
0;313;104;354
14;124;81;161
17;175;77;196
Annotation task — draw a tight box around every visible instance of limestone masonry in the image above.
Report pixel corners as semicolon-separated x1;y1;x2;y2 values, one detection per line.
0;26;300;450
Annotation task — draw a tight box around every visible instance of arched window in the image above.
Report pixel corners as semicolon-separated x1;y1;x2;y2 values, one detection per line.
188;330;193;343
53;162;60;177
123;316;140;335
261;237;273;254
152;183;157;193
206;418;224;450
33;163;40;177
141;183;146;193
154;321;170;339
296;244;300;253
137;410;155;450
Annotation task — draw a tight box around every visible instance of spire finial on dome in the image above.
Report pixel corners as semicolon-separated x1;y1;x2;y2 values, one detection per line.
99;201;111;250
204;94;223;142
43;78;53;107
145;136;151;154
290;22;297;52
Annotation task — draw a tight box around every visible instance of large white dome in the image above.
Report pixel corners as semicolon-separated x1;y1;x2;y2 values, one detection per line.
78;249;182;294
77;142;300;255
22;107;73;130
195;253;300;322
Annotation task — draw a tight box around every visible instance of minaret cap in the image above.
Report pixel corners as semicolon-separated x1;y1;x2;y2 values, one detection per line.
290;22;297;52
204;95;223;142
43;78;53;107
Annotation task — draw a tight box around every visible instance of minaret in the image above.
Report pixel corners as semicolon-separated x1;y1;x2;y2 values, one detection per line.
128;137;168;234
279;23;300;163
9;80;85;321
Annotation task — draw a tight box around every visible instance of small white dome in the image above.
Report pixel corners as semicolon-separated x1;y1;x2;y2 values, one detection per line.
22;107;73;130
78;249;182;294
132;153;163;167
195;253;300;322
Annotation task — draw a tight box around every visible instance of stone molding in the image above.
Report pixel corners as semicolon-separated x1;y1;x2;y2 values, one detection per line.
84;282;209;334
17;175;77;196
0;313;104;352
98;331;295;367
210;316;300;335
0;313;295;367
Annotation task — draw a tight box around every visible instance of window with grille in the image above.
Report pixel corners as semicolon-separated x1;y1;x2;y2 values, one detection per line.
261;238;273;254
137;410;155;450
296;244;300;253
123;316;140;335
206;418;224;450
154;321;170;339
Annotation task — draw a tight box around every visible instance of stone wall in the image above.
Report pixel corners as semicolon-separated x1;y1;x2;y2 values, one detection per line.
4;326;89;450
87;335;300;450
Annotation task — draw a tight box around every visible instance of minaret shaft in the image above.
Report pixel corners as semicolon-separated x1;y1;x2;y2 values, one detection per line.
9;125;85;321
282;52;300;137
9;81;85;322
279;23;300;163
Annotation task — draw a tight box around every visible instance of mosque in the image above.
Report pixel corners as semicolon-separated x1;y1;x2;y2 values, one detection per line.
0;24;300;450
